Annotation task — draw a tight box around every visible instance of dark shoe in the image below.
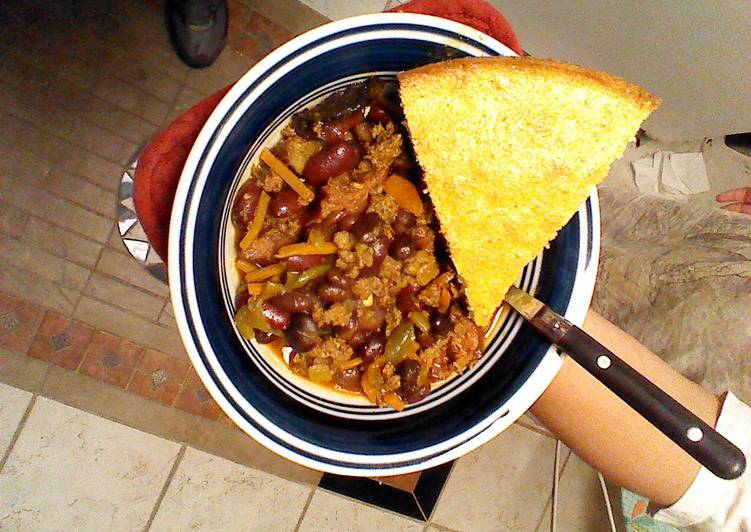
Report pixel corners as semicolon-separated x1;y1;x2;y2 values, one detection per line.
166;0;228;69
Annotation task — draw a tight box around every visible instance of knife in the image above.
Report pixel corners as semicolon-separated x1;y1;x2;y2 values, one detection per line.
504;286;746;480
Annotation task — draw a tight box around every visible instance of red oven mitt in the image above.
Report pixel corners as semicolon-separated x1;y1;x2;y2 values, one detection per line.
133;0;520;261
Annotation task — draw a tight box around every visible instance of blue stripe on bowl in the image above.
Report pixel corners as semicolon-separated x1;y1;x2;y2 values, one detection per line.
172;15;597;472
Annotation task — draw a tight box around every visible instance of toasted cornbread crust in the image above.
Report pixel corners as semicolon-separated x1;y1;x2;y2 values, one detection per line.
399;57;659;326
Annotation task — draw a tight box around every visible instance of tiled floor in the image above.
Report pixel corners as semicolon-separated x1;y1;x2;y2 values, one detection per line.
0;0;612;529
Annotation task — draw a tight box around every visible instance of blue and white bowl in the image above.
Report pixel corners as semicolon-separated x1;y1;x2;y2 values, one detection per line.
169;13;600;475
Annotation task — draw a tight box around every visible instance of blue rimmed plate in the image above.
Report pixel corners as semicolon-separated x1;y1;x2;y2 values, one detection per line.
169;13;600;475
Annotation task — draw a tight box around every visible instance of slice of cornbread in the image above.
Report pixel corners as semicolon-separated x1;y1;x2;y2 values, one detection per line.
399;57;659;327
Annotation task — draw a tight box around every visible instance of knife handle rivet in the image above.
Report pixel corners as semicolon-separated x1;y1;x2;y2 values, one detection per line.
597;355;611;369
686;427;704;442
552;320;561;330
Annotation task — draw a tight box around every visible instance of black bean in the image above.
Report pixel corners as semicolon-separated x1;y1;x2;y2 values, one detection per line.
351;212;382;244
285;314;321;352
333;366;363;391
392;208;416;234
326;268;353;288
430;312;452;336
357;334;385;363
389;234;416;260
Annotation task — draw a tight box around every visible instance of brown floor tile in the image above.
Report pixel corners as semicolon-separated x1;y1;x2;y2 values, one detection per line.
73;297;184;354
95;248;169;297
0;201;29;239
127;349;190;406
174;369;222;421
370;472;421;492
0;234;90;292
253;0;330;35
41;365;322;485
21;217;103;270
246;10;294;47
58;148;125;193
0;345;51;393
79;331;144;388
157;302;178;329
28;311;94;370
43;170;116;218
0;264;80;316
0;291;45;354
84;272;165;321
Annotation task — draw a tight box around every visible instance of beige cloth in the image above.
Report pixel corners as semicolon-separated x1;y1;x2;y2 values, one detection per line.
591;143;751;405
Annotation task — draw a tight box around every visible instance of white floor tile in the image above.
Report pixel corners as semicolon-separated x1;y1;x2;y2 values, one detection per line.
556;452;612;531
0;382;31;456
0;397;180;531
150;447;312;531
301;0;387;20
432;424;556;531
299;489;424;532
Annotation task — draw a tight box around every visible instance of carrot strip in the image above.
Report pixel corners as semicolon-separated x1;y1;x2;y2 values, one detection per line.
339;357;363;371
383;174;423;215
235;259;256;273
438;287;451;313
246;282;265;296
276;242;338;258
239;191;270;251
244;262;287;282
260;149;314;202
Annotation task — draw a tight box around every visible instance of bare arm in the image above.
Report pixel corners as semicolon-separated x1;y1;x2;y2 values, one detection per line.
530;311;723;506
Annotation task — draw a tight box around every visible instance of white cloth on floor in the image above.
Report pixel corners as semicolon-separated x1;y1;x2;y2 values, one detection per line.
631;151;710;199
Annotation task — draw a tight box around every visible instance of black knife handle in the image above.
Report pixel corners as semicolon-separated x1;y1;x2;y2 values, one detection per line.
555;321;746;480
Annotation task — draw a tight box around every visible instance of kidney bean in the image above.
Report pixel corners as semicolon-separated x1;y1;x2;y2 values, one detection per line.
396;285;420;313
367;103;391;124
333;366;363;391
232;181;262;227
430;311;452;336
351;212;382;244
270;188;303;218
391;153;415;173
319;109;366;143
357;334;386;363
398;359;421;392
254;329;277;344
338;212;359;231
286;254;328;272
358;235;390;277
286;314;321;352
389;234;416;260
392;208;416;235
268;292;314;314
317;283;350;304
303;141;361;186
326;268;353;288
358;307;385;332
261;301;292;330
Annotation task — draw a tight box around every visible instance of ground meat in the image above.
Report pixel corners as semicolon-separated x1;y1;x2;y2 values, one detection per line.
252;163;284;193
367;192;399;226
384;305;402;336
378;256;406;295
336;243;374;278
273;137;323;175
352;277;388;304
308;337;354;364
448;316;484;374
354;121;372;143
404;250;440;286
313;301;353;327
320;174;369;219
366;122;402;168
241;216;302;263
419;271;455;307
333;231;354;251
